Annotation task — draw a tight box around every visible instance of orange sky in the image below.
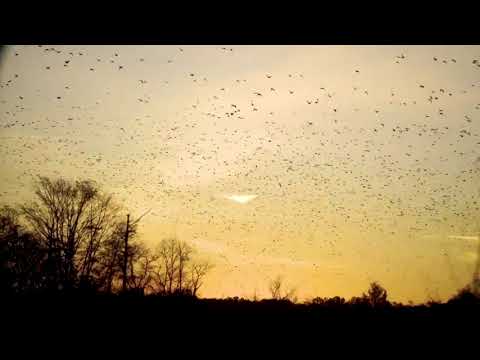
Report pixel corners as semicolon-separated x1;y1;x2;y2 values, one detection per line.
1;45;479;303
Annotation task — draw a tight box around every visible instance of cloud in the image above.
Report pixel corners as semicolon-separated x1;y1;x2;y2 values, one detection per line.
448;235;479;241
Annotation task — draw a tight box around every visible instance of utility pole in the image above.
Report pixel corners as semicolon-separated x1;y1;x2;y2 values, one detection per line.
122;214;130;293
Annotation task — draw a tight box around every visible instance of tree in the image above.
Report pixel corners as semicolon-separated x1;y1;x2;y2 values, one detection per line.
154;238;181;294
152;238;212;296
310;297;326;305
95;221;126;293
127;242;157;294
268;275;297;302
2;176;213;297
0;205;44;294
93;215;148;294
269;276;282;300
176;240;193;293
349;296;369;307
363;282;389;308
448;284;480;305
188;260;212;297
20;176;123;291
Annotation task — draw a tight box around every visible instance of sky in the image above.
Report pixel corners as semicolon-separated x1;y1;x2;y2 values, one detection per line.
1;45;479;303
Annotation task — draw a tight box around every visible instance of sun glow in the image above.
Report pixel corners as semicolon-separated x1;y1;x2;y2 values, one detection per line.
224;194;258;204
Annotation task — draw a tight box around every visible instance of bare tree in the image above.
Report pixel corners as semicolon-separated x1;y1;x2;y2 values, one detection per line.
127;242;157;294
78;194;120;287
269;275;296;302
20;176;122;291
269;276;283;300
152;238;212;296
177;240;193;293
96;224;124;293
188;260;212;297
95;215;142;294
1;176;157;295
155;238;180;294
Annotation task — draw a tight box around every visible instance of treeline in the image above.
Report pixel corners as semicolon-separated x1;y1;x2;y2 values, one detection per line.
1;176;479;310
0;176;211;296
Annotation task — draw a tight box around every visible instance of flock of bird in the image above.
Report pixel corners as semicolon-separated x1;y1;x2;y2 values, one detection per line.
0;45;479;300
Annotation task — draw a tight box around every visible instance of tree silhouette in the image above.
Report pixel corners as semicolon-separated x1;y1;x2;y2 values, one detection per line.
188;260;212;296
363;281;389;308
268;275;296;302
448;284;480;306
0;205;44;294
20;177;124;291
349;296;369;307
127;242;157;294
152;237;212;296
1;176;157;294
95;221;126;293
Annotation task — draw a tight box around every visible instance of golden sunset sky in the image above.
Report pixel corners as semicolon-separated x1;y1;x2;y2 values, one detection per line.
1;45;479;303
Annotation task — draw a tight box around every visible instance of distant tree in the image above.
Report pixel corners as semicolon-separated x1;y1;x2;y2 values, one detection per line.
127;242;157;294
448;284;480;305
349;296;369;307
325;296;346;307
152;237;212;296
177;240;193;293
268;275;297;302
269;276;282;300
252;288;258;302
363;282;389;308
310;297;326;305
187;260;212;296
154;238;180;294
